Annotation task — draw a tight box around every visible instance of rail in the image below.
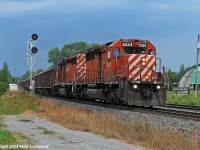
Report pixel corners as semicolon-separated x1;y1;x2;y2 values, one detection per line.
41;94;200;121
166;104;200;111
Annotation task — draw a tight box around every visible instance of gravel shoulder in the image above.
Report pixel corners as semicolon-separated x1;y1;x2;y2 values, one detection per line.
2;115;145;150
48;98;200;137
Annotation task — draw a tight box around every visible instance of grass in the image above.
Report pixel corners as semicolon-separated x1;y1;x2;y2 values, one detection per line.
0;119;16;144
0;90;41;115
0;91;40;149
0;119;26;150
0;130;17;144
36;100;200;150
0;91;199;149
167;92;200;106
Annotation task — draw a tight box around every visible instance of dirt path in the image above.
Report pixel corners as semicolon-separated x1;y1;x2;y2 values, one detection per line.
2;115;145;150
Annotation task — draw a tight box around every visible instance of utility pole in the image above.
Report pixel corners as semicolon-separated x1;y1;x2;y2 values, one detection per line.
27;34;38;94
195;34;200;98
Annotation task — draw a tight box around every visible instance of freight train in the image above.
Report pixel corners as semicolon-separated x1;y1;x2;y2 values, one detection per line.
19;38;166;106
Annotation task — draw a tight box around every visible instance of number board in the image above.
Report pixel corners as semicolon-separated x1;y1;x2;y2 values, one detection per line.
122;42;133;47
138;43;147;48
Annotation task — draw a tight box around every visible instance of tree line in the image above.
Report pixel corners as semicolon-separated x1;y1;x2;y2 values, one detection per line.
47;41;99;67
166;64;189;90
0;62;14;94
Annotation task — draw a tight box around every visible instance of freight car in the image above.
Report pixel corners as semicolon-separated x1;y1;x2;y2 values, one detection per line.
20;38;166;107
34;69;55;95
19;78;31;91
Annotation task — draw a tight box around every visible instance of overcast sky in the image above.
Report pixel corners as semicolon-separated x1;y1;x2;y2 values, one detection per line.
0;0;200;77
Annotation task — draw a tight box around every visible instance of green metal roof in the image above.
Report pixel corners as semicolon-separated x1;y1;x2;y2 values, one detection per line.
178;64;200;82
190;66;200;84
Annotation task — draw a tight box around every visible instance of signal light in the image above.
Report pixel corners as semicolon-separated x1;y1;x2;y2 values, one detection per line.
31;47;38;54
31;33;38;40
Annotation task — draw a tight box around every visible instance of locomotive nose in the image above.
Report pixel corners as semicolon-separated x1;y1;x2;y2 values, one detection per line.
128;54;156;81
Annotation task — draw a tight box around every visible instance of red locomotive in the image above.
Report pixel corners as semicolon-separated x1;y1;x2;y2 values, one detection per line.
20;38;166;106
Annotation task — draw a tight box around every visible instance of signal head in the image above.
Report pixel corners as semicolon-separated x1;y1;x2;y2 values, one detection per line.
31;33;38;40
31;47;38;54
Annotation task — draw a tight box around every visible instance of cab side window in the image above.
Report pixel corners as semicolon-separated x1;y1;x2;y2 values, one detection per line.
114;47;120;58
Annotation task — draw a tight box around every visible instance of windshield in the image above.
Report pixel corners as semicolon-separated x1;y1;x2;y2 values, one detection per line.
123;47;146;54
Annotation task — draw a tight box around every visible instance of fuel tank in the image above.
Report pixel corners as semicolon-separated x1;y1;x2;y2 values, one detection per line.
86;89;106;100
58;88;66;96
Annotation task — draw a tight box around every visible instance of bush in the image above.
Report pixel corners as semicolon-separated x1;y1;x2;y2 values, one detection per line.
0;82;8;95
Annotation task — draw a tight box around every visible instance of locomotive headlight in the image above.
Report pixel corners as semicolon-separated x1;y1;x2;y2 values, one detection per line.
142;58;146;61
133;84;138;89
141;57;146;66
156;85;161;90
142;62;146;65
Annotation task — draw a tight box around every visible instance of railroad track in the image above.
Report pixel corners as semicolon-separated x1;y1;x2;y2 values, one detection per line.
166;104;200;111
145;106;200;121
43;95;200;122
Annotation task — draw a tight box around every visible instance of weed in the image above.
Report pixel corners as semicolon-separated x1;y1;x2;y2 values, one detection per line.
58;136;65;140
19;119;34;123
42;129;55;134
0;121;7;128
167;92;200;106
36;126;46;130
0;91;41;115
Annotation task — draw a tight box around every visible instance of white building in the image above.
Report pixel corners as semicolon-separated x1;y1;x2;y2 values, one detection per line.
9;84;18;91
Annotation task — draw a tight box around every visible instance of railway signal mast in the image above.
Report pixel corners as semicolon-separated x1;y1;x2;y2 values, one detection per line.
27;33;38;94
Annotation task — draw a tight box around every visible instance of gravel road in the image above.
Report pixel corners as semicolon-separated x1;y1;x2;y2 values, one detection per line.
3;115;145;150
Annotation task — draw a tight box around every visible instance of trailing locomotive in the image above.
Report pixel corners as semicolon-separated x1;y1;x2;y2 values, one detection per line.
20;38;166;106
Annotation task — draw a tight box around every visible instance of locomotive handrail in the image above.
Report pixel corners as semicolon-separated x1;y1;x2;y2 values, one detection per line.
156;57;162;73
